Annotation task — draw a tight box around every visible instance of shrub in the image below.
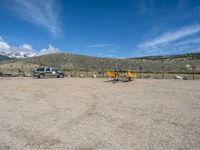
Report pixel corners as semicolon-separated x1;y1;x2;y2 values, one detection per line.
183;76;188;80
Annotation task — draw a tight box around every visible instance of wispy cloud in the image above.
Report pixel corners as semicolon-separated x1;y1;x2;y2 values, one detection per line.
134;24;200;57
138;24;200;48
2;0;62;35
88;43;115;48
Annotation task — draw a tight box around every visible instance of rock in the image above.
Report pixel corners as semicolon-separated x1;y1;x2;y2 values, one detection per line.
183;76;188;80
92;74;97;78
185;64;191;68
26;73;31;77
80;74;84;78
174;75;183;80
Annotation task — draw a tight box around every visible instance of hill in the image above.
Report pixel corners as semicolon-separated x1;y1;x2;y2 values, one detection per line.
0;52;200;73
0;55;13;62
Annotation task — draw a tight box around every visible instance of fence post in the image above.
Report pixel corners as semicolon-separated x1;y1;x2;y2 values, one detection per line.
74;68;77;77
192;64;196;80
86;68;89;77
161;66;165;79
100;68;105;78
139;66;143;78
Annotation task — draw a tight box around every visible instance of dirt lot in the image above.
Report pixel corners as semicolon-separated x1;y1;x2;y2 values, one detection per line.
0;78;200;150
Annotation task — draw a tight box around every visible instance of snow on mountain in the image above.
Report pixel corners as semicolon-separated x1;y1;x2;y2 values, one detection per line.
0;37;36;58
0;37;61;58
0;51;36;58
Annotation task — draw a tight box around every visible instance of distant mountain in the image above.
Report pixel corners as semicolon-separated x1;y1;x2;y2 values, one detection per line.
0;55;13;62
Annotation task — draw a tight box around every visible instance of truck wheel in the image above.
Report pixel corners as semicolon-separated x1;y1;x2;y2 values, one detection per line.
39;74;45;79
58;73;64;78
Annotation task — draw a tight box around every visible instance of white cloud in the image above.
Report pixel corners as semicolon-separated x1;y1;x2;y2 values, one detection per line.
138;24;200;48
3;0;62;35
134;24;200;57
0;36;11;50
39;44;61;55
88;43;115;48
20;44;33;50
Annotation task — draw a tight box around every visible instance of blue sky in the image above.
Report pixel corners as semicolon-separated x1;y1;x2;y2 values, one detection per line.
0;0;200;58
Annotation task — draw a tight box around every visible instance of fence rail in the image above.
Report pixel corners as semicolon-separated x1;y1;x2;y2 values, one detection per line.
0;64;200;79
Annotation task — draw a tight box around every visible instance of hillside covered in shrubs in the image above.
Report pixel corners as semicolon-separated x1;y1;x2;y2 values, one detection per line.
0;52;200;73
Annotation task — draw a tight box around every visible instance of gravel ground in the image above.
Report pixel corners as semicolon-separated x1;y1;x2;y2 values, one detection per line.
0;77;200;150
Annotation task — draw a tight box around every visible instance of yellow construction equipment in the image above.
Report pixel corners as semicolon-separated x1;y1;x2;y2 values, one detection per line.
107;70;136;82
127;70;136;78
107;71;117;78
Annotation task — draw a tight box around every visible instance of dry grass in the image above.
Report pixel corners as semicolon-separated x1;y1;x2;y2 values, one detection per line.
0;78;200;149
